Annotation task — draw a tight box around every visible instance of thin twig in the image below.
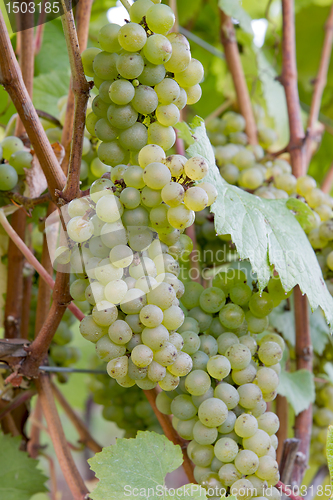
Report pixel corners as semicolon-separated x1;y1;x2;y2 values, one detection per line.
281;0;306;177
0;208;84;322
119;0;131;13
219;11;257;144
36;110;62;127
144;388;195;484
305;4;333;169
0;11;66;200
276;481;304;500
61;0;93;174
0;390;36;421
205;99;233;123
60;0;92;199
52;383;102;454
37;372;89;500
27;396;43;458
4;192;51;213
321;159;333;194
276;394;289;465
40;452;58;500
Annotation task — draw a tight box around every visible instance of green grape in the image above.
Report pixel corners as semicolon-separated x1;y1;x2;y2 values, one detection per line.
119;122;148;151
158;371;179;390
86;112;99;135
173;87;188;110
138;144;166;169
199;287;226;314
231;364;257;386
234;450;259;475
176;417;198;440
186;84;202;105
218;410;237;434
109;79;135;105
156;102;181;127
118;22;147;52
167;205;194;229
171;394;197;420
90;157;110;178
218;464;241;487
237;383;262;410
81;47;101;76
131;85;159;114
181;282;204;309
131;344;154;368
161;182;184;207
116;51;145;79
220;164;239;184
230;479;254;500
257;412;280;435
155;78;180;104
175;58;204;87
199;182;218;206
97;140;126;166
167;32;190;47
246;475;267;496
234;414;258;438
147;360;166;382
248;291;274;318
207;317;225;339
155;391;172;414
193;420;218;445
183;186;208;211
200;335;218;357
169;332;184;350
94;118;118;142
243;428;271;457
148;122;176;151
143;34;172;65
185;369;211;396
216;332;239;355
107;356;129;379
104;279;128;304
219;304;245;330
147;281;176;309
129;0;153;21
188;306;212;332
245;310;269;333
153;342;177;366
162;305;184;330
127;333;143;352
141;186;162;207
89;236;110;258
67;216;94;243
273;173;297;194
119;187;141;209
164;41;191;73
95;259;123;285
138;58;166;86
107;103;138;130
111;164;127;183
191;350;209;370
255;367;279;393
98;23;121;52
96;194;123;223
214;437;239;462
146;4;175;34
92;301;118;327
225;344;251;370
207;355;231;380
0;164;18;191
79;316;107;343
143;161;171;189
184;156;209;180
100;221;127;249
141;324;169;350
129;256;156;279
214;382;239;409
168;351;193;376
180;331;200;355
258;341;283;366
93;51;118;80
255;456;279;480
123;165;146;189
97;81;112;104
306;188;327;209
70;279;88;302
198;398;228;428
239;335;257;356
110;244;134;268
239;167;264;190
296;175;316;196
163;154;186;177
9;150;32;174
189;442;215;467
125;313;143;334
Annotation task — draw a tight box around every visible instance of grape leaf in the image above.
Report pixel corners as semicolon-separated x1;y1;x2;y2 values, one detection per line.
0;433;48;500
33;70;70;117
218;0;253;35
277;369;315;415
326;425;333;483
187;118;333;330
88;431;207;500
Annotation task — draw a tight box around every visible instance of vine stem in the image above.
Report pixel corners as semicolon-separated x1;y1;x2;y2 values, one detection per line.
36;373;89;500
119;0;131;13
144;389;195;484
305;3;333;169
0;208;84;322
51;382;102;453
60;0;92;200
219;11;258;144
321;159;333;194
61;0;93;175
276;481;303;500
0;12;66;200
27;397;43;458
276;395;289;464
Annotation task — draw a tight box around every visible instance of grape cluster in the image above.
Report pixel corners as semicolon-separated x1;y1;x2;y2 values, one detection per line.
0;135;33;192
58;146;216;389
155;273;285;499
81;0;204;163
88;364;161;437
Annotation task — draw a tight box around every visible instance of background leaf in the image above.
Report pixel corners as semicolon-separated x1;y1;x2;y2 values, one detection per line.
187;118;333;329
326;425;333;483
0;433;48;500
277;369;315;415
218;0;253;34
88;431;206;500
33;70;70;117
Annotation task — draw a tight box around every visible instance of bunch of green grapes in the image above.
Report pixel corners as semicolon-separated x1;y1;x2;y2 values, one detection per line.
88;363;161;437
0;135;33;192
154;270;286;500
54;146;217;390
81;0;204;162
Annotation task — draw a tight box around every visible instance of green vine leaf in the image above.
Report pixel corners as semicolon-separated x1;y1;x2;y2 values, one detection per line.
0;433;48;500
277;369;315;415
187;118;333;330
88;431;207;500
